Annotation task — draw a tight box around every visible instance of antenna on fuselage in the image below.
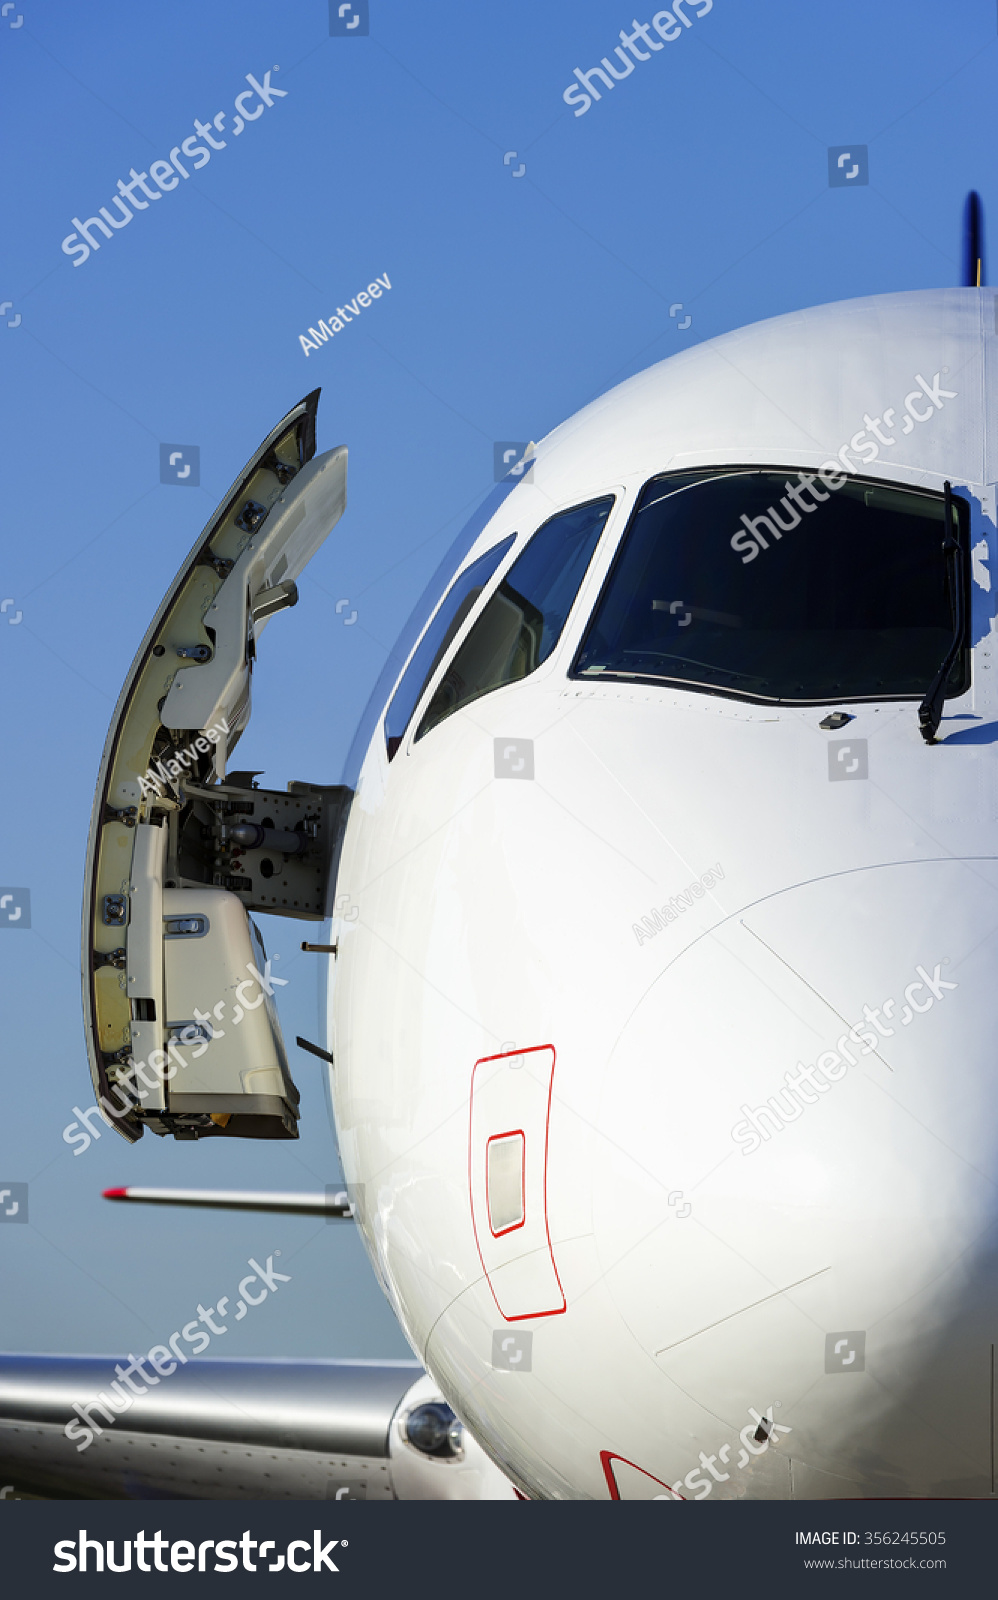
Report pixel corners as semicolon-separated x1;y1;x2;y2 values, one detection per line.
962;190;985;287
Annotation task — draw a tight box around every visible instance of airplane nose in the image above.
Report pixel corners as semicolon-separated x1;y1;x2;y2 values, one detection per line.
595;858;998;1497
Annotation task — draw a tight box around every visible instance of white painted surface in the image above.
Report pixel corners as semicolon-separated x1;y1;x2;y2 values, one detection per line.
329;290;998;1499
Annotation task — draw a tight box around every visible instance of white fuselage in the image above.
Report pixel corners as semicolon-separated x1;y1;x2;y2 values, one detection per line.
327;289;998;1499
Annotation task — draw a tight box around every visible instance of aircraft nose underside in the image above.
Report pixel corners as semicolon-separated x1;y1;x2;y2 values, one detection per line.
589;858;998;1498
334;691;998;1498
345;842;998;1500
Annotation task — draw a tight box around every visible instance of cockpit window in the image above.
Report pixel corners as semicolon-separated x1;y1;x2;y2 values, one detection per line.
415;496;615;744
384;536;515;759
572;469;969;704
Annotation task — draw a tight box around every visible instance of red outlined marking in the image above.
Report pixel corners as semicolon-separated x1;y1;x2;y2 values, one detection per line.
486;1129;526;1237
599;1450;685;1501
469;1044;566;1322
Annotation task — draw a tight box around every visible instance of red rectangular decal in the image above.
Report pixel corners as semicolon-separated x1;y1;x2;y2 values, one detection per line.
469;1045;566;1321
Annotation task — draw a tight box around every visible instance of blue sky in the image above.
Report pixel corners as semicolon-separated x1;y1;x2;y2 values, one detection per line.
1;0;996;1363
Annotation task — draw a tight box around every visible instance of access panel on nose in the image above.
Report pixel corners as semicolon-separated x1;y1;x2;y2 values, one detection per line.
469;1046;566;1321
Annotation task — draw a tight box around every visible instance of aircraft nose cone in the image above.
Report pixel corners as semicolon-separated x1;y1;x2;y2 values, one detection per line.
596;858;998;1497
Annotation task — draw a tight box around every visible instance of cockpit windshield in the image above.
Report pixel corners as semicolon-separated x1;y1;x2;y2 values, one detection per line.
572;468;969;705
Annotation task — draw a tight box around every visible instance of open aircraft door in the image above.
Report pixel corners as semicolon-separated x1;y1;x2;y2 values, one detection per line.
82;390;351;1144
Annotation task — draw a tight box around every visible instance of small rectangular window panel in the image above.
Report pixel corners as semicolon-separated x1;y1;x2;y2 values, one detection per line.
573;470;969;706
486;1131;525;1236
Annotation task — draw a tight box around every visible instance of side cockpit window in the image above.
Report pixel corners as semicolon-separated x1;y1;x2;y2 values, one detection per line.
384;537;515;759
414;497;615;744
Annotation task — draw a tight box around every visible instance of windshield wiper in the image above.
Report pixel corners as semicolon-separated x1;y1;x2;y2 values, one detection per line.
918;481;966;745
